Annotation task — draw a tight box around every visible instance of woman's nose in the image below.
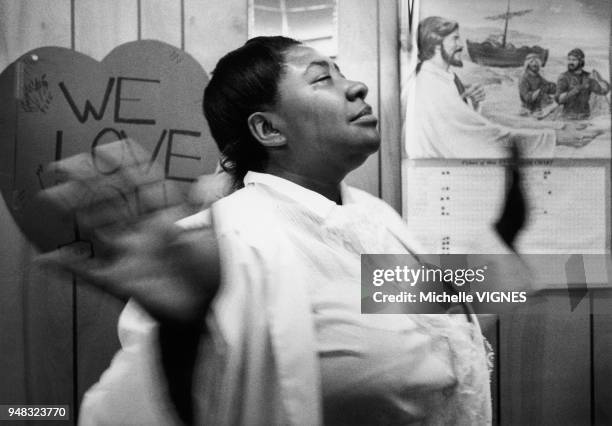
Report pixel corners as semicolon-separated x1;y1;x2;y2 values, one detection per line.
346;80;369;101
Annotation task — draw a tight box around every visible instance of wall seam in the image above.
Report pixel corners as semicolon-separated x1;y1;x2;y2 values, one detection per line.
376;0;382;199
137;0;142;40
180;0;185;50
69;0;78;419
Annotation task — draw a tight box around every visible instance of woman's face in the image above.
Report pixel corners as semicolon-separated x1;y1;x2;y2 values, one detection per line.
269;45;380;178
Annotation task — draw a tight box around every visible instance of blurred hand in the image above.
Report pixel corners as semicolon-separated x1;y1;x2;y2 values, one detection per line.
36;140;220;326
532;88;542;101
462;83;486;104
494;143;526;251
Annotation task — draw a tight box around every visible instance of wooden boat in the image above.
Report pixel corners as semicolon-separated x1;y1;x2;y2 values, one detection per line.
466;40;548;68
466;0;549;68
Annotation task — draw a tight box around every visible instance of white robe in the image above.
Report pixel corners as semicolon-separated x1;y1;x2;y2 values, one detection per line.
79;172;493;425
405;61;556;159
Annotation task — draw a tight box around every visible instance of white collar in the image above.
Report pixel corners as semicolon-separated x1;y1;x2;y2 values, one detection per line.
420;60;456;82
243;171;351;219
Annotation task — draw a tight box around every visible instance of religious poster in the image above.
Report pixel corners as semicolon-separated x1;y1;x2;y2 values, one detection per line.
400;0;611;265
402;0;611;159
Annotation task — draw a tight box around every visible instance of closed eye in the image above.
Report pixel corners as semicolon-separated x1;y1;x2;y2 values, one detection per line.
313;75;331;84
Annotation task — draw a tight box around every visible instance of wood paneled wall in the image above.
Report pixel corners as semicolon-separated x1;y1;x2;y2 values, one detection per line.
0;0;401;423
499;293;592;425
0;2;74;418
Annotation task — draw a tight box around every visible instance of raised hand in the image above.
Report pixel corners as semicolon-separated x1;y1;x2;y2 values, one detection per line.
36;139;221;326
495;143;525;251
592;69;603;82
462;83;486;104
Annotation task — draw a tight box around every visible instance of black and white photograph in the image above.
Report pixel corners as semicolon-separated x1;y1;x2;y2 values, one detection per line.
0;1;611;425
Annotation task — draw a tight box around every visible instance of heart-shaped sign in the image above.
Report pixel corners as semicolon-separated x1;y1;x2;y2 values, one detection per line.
0;40;219;252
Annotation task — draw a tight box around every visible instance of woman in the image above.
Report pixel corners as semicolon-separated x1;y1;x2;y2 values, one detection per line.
43;36;497;425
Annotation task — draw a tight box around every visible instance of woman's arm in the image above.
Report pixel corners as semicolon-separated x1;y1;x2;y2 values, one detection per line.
36;140;222;424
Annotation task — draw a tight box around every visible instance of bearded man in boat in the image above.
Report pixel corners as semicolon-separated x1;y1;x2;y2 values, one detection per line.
405;16;598;159
555;48;610;120
518;53;556;115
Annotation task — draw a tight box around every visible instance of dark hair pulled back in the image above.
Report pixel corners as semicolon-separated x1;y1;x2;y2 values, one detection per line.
417;16;459;72
203;36;302;188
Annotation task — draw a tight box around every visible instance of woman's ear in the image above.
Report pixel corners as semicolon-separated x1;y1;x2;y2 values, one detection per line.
247;112;287;147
